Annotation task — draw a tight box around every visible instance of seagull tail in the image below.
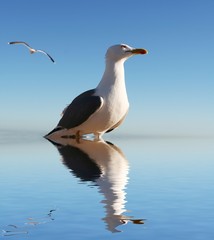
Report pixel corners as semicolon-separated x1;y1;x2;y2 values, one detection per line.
44;126;64;138
44;126;76;141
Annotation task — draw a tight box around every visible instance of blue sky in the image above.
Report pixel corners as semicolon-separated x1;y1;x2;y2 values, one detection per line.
0;0;214;136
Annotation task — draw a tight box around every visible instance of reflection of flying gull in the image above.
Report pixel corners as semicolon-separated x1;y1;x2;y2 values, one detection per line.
45;44;148;140
8;41;55;63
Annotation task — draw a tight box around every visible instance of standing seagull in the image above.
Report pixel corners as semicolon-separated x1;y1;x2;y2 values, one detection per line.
46;44;148;140
8;41;55;63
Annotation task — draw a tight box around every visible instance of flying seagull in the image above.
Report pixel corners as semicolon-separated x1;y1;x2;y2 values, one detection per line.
8;41;55;63
45;44;148;140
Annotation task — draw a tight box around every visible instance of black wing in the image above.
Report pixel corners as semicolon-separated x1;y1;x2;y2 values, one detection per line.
57;89;103;129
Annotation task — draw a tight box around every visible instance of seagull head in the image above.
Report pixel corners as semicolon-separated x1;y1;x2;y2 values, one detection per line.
105;44;148;62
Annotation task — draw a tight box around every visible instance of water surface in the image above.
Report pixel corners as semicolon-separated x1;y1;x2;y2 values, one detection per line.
1;131;214;239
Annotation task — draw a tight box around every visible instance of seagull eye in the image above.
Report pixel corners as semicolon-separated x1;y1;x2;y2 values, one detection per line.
121;45;128;49
121;45;131;53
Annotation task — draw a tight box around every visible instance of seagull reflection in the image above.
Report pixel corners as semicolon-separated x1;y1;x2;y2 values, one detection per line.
48;137;145;233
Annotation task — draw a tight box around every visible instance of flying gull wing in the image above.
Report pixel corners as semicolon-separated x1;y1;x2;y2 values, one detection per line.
58;89;103;129
8;41;32;50
36;49;55;63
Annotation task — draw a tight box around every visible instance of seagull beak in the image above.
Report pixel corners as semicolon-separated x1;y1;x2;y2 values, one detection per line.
130;48;148;55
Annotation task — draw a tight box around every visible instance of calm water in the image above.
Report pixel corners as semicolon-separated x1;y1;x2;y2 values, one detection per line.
1;131;214;239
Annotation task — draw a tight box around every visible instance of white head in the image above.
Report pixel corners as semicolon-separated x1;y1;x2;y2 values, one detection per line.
105;44;148;62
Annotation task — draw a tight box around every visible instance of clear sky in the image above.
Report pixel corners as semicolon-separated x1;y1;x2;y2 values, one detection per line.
1;0;214;137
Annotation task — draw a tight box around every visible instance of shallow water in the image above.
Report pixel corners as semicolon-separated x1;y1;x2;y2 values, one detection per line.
1;131;214;239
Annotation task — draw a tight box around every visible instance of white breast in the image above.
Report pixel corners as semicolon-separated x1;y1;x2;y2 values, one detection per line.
75;59;129;135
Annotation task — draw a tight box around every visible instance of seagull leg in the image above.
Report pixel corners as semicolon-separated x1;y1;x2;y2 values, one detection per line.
75;131;82;143
76;130;81;138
